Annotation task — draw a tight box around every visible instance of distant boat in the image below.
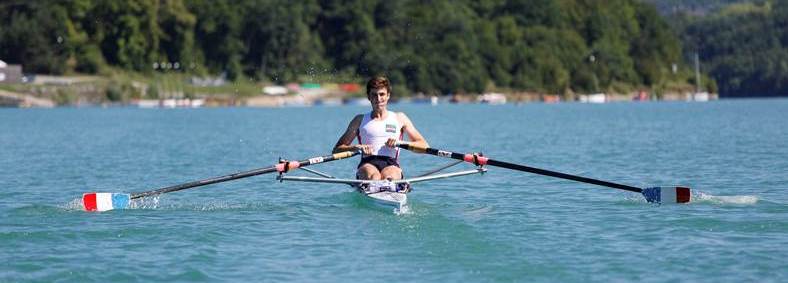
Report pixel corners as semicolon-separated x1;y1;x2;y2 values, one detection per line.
633;90;649;101
136;100;160;108
579;93;606;103
262;85;288;96
542;95;560;103
135;98;204;108
692;92;710;102
691;52;714;102
477;93;507;105
408;95;440;105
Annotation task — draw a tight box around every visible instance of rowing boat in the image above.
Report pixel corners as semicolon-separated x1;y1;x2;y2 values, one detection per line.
80;143;693;213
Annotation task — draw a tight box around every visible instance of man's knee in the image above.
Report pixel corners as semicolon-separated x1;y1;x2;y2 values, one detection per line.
358;171;381;180
381;166;403;180
358;165;381;180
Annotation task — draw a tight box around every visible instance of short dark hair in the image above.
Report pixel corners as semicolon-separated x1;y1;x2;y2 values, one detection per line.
366;76;391;95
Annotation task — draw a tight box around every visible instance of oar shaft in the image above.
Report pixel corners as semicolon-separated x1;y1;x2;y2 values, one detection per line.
130;151;359;199
130;167;277;199
397;144;642;193
484;159;642;193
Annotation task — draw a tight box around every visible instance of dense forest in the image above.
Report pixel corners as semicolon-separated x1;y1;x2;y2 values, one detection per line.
673;0;788;97
0;0;773;97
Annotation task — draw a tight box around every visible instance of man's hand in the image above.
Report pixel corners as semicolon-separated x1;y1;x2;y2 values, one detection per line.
386;138;405;148
355;144;373;155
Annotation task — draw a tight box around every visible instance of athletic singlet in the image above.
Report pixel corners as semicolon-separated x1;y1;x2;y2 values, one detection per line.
357;111;402;159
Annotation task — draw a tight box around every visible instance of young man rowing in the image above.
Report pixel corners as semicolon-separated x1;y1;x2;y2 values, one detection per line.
333;76;429;181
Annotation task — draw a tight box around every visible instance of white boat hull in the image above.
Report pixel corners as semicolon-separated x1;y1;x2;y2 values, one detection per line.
365;191;407;210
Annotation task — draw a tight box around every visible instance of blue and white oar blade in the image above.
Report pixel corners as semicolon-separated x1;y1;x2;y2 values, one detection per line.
642;187;691;204
82;193;131;212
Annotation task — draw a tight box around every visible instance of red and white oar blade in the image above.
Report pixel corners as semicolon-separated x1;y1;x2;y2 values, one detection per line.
642;187;691;204
82;193;131;212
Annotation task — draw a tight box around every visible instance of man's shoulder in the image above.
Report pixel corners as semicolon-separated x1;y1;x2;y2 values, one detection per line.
393;111;411;124
395;111;409;118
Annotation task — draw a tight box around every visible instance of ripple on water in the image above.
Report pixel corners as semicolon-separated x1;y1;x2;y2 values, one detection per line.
3;103;788;281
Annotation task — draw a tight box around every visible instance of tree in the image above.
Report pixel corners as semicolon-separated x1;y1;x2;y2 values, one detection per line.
157;0;197;72
242;0;326;82
187;0;245;78
87;0;160;71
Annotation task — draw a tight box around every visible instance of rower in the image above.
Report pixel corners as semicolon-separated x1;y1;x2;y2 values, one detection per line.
333;76;429;184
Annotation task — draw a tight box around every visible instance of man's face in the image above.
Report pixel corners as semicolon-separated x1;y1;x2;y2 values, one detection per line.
368;87;389;107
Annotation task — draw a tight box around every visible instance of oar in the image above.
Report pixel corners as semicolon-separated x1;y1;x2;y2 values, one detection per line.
81;150;360;212
396;143;690;203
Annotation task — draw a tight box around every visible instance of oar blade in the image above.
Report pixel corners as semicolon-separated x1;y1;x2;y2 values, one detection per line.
82;193;131;212
641;187;691;204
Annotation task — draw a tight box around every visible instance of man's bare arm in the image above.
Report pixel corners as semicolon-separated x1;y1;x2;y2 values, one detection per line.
398;112;429;148
333;115;363;153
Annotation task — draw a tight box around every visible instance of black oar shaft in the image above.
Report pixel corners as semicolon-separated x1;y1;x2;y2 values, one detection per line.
130;167;278;199
130;151;359;199
484;159;642;193
398;144;642;193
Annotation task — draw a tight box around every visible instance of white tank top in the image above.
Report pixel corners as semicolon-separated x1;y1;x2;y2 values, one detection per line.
357;111;402;158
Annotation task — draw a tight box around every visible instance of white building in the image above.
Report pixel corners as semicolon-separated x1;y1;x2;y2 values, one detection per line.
0;59;23;83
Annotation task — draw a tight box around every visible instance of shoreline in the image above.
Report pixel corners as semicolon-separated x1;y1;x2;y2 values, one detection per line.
0;92;721;108
0;75;719;108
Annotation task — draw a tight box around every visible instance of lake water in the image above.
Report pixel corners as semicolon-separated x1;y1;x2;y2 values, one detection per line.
2;99;787;282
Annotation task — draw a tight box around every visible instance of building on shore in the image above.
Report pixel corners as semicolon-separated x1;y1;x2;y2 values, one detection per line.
0;60;23;84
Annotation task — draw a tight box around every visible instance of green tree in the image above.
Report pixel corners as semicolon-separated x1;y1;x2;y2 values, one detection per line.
680;0;788;96
87;0;160;71
0;0;693;96
158;0;197;71
0;2;72;74
242;0;326;83
187;0;244;78
631;1;681;86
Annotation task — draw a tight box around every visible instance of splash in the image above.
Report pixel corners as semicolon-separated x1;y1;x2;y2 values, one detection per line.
129;196;161;210
693;191;759;205
621;191;758;205
127;197;263;211
61;198;85;211
158;201;273;211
